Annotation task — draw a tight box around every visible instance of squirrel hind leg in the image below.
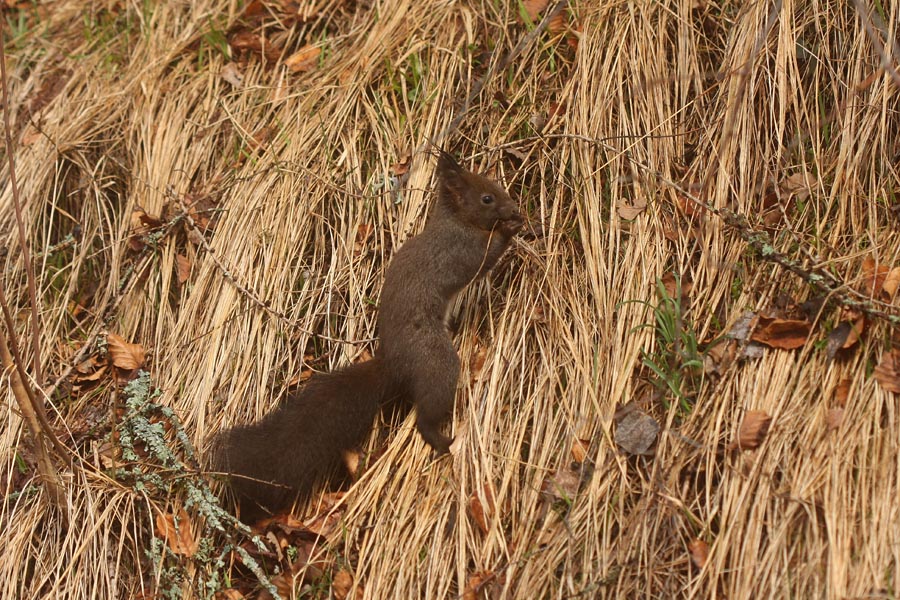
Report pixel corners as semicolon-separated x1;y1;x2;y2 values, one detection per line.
408;346;459;455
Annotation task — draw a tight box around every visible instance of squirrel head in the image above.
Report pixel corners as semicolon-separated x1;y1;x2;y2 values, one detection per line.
436;151;524;238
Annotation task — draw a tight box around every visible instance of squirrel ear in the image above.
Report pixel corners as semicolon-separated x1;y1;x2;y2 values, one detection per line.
435;150;467;204
436;149;462;176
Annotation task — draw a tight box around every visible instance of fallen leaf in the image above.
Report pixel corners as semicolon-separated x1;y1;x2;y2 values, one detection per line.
570;438;590;464
220;62;244;88
155;509;197;557
874;350;900;394
688;539;709;568
175;254;191;285
661;272;692;299
463;571;499;600
834;379;851;407
861;257;889;297
749;315;810;350
780;172;816;202
284;44;321;72
882;266;900;300
728;410;772;451
614;410;659;456
390;155;411;176
354;223;373;255
107;333;145;370
542;467;581;500
469;485;495;535
826;408;844;431
469;342;488;382
617;198;646;220
727;312;757;341
520;0;549;22
332;569;356;600
218;589;245;599
548;10;567;34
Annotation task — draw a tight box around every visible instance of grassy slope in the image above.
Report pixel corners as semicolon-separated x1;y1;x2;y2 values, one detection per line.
0;0;899;597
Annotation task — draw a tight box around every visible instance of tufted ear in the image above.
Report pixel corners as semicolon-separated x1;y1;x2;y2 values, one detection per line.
435;148;462;176
435;149;467;205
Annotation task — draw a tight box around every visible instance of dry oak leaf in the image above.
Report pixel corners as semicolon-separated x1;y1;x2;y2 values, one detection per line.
332;568;360;600
520;0;549;22
874;350;900;394
615;410;659;456
570;437;590;464
617;197;647;220
390;155;411;177
155;509;198;557
861;257;889;297
834;378;851;407
463;570;500;600
882;267;900;300
175;254;191;285
688;539;709;568
826;408;844;431
728;410;772;451
469;485;496;535
749;315;810;350
284;44;321;72
107;333;145;370
220;62;244;88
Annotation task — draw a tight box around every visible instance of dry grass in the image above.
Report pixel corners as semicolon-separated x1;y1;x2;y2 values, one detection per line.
1;0;899;597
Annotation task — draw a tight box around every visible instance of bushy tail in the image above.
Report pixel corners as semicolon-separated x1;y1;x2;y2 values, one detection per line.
213;358;388;520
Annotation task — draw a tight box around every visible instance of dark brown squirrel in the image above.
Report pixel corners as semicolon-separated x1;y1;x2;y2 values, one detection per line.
213;151;523;519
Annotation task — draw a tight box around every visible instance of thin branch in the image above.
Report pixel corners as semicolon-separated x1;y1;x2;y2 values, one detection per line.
0;13;43;384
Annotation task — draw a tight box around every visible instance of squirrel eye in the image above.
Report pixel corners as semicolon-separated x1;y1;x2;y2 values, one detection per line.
480;194;494;205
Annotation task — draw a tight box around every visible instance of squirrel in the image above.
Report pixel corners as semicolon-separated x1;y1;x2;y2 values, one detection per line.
213;150;523;520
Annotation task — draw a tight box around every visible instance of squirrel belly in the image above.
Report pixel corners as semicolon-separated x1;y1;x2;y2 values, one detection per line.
213;358;388;520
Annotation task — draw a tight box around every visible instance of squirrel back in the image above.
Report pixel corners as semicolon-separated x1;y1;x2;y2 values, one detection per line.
214;152;522;519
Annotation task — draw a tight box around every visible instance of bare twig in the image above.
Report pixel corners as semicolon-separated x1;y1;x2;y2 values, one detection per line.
0;13;43;384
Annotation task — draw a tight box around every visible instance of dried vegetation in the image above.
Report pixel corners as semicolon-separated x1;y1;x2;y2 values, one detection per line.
1;0;899;598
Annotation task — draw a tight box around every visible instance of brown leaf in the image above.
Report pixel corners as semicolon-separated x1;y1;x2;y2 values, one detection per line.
175;254;191;285
614;410;659;455
749;316;810;350
617;197;646;220
826;408;844;431
107;333;145;370
390;155;411;176
218;589;245;600
834;378;851;407
354;223;374;255
688;539;709;568
570;438;590;464
332;569;356;600
874;350;900;394
883;267;900;300
661;272;692;299
520;0;549;22
542;467;581;500
861;257;889;297
284;44;321;72
155;509;198;557
728;410;772;451
469;485;496;535
220;62;244;88
469;342;488;383
548;10;567;34
780;172;816;202
463;571;498;600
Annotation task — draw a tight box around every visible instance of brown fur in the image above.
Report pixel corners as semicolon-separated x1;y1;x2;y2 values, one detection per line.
214;152;522;519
